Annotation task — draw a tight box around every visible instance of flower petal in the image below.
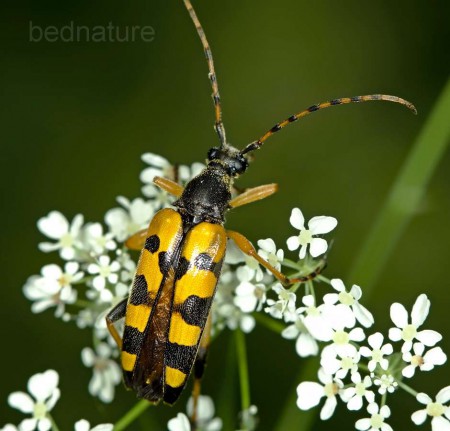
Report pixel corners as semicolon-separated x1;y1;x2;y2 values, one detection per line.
37;212;68;239
390;302;408;328
28;370;59;401
436;386;450;404
320;396;337;420
330;279;345;292
411;294;430;327
309;238;328;257
431;416;450;431
286;236;299;251
8;392;34;413
308;216;337;235
416;330;442;346
290;208;305;230
411;410;427;425
296;382;323;410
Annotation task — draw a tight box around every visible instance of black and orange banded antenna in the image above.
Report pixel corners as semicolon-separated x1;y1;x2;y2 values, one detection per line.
240;94;417;155
183;0;227;148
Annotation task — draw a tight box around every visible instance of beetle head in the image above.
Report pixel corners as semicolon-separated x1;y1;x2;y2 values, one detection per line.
207;146;249;177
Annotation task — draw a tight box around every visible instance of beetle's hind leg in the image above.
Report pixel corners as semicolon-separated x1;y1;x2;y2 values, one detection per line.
189;313;212;429
227;230;325;285
106;298;127;349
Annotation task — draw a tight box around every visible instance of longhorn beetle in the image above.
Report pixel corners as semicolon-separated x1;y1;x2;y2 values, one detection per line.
106;0;416;413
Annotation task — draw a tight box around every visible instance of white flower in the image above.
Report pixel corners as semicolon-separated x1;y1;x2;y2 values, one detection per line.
186;395;222;431
105;196;153;242
317;303;365;357
8;369;60;431
23;262;81;317
237;405;258;431
81;343;121;403
389;294;441;353
282;310;319;358
82;223;116;255
38;211;84;260
355;403;393;431
87;255;120;291
115;250;136;283
74;420;114;431
299;295;335;342
342;373;375;411
237;256;264;283
286;208;337;259
402;343;447;378
360;333;393;372
168;413;190;431
324;279;374;328
0;425;18;431
264;283;296;320
296;368;344;420
373;374;398;395
411;387;450;430
257;238;284;273
320;348;360;379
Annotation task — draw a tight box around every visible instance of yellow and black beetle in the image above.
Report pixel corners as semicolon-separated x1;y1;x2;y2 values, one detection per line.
106;0;416;408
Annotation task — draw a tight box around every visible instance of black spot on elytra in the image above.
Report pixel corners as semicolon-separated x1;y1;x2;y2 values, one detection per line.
165;342;197;374
145;235;160;253
163;384;184;405
158;251;171;274
179;295;211;327
122;325;145;355
194;253;214;271
130;275;150;305
175;257;190;280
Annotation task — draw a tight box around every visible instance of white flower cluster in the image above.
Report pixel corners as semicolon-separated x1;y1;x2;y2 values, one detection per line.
1;369;113;431
295;294;448;430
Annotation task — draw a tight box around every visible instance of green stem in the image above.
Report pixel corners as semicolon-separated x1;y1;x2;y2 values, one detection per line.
253;312;284;334
282;258;302;270
114;399;152;431
397;380;419;397
350;78;450;293
235;329;251;411
48;414;60;431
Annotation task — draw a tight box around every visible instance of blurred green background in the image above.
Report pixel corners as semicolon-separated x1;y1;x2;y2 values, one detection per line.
1;0;449;430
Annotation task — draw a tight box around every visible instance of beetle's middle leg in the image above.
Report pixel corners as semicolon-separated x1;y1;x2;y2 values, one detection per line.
106;298;127;349
189;313;212;429
227;230;325;285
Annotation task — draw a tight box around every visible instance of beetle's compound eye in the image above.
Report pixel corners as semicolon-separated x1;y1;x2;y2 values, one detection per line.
207;147;220;161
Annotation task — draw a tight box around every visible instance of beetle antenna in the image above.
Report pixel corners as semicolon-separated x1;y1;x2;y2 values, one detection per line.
240;94;417;155
183;0;227;148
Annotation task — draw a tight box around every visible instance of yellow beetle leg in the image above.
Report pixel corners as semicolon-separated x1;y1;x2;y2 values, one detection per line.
124;229;148;250
227;230;325;285
229;183;278;208
106;298;127;349
153;176;184;197
190;313;212;427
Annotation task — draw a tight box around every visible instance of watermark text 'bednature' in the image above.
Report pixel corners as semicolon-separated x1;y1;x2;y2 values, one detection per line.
29;21;155;43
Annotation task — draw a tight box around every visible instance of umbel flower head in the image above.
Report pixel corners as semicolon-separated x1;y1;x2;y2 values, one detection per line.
7;370;60;431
